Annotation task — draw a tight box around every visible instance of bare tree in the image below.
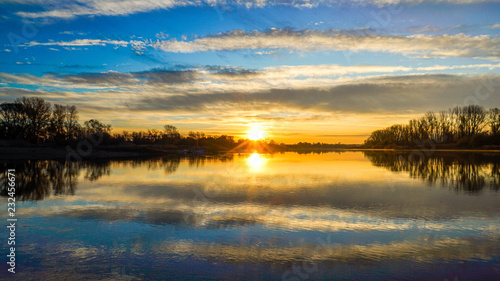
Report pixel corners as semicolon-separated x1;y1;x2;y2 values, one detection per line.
488;108;500;135
438;111;452;143
49;104;81;143
424;112;438;141
65;105;80;141
0;102;28;139
452;105;487;137
18;97;52;143
164;125;179;137
83;119;111;141
50;104;67;142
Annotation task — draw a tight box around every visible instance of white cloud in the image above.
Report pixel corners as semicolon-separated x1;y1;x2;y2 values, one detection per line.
152;29;500;59
24;39;130;47
18;29;500;59
11;0;500;19
59;31;88;35
254;50;277;55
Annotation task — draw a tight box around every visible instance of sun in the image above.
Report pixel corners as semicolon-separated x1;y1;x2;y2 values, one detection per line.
246;127;265;140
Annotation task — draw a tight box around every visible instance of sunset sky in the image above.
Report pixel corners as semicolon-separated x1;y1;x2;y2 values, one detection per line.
1;0;500;143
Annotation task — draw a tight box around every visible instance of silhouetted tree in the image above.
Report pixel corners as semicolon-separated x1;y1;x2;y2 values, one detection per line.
65;105;81;142
19;97;52;143
0;102;27;139
163;125;180;144
50;104;67;143
488;108;500;135
83;119;112;143
452;105;486;137
365;105;494;148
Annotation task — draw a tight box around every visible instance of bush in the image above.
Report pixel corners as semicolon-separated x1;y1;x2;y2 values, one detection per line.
455;136;472;148
470;133;490;148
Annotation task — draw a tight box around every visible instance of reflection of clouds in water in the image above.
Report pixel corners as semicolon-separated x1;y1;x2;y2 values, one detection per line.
6;152;500;225
16;200;500;235
152;236;500;264
18;234;500;268
3;152;499;280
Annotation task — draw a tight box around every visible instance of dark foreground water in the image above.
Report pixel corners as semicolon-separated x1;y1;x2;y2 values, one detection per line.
0;151;499;280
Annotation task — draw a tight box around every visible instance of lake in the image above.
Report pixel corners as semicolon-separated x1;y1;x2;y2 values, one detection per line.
1;151;499;280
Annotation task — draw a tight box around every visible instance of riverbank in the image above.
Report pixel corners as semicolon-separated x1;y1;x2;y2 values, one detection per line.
349;147;500;154
0;145;178;160
0;144;500;161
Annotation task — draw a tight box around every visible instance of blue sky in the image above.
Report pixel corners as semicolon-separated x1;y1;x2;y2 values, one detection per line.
1;0;500;143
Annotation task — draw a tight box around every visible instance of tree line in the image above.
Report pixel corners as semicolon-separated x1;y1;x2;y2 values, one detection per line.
364;105;500;148
0;97;112;144
118;129;285;153
0;96;286;153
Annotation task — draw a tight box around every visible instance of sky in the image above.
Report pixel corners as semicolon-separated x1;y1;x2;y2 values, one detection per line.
0;0;500;144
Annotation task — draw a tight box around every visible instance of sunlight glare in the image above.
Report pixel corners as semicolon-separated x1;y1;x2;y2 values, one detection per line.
246;125;265;140
247;153;266;170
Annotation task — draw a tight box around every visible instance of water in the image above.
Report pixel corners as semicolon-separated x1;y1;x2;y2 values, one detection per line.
1;151;499;280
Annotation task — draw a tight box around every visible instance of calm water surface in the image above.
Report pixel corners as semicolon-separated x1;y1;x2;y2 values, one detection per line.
1;151;499;280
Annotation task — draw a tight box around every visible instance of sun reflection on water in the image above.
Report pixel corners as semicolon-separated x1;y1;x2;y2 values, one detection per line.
246;153;266;171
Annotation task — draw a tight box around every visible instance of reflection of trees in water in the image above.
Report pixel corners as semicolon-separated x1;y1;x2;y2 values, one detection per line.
188;154;234;168
82;161;111;181
0;160;110;201
492;162;500;191
0;155;227;201
124;157;181;175
364;151;500;193
110;155;228;173
0;161;80;200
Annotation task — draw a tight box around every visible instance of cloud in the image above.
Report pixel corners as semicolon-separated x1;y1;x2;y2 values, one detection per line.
23;39;133;47
2;62;500;92
59;31;88;35
20;29;500;59
11;0;500;19
407;25;447;33
129;74;500;114
151;29;500;58
254;50;277;55
2;66;499;126
0;87;70;102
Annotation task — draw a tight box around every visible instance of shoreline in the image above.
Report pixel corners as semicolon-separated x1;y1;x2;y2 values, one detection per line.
0;146;175;161
348;148;500;153
1;146;500;161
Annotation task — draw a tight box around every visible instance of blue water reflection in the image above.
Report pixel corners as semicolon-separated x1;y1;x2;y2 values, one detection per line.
0;152;499;280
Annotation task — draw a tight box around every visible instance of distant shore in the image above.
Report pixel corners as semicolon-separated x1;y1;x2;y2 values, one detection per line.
0;145;177;160
1;145;500;161
348;148;500;153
